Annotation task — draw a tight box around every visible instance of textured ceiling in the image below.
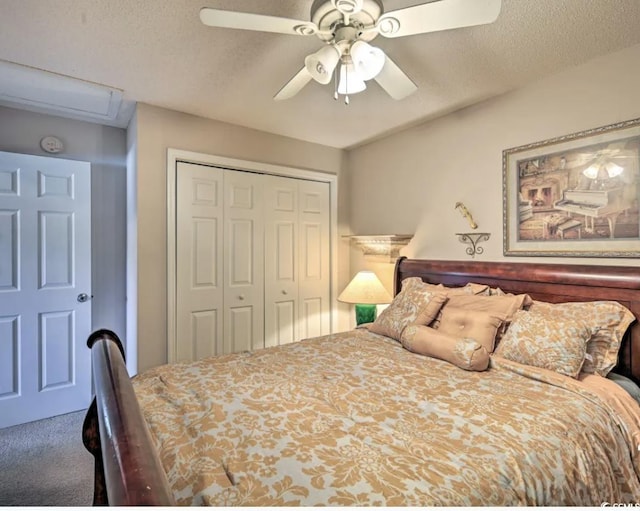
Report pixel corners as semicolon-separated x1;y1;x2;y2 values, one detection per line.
1;0;640;149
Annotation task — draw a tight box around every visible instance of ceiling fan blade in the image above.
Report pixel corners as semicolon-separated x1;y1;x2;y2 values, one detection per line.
377;0;501;38
274;67;313;101
374;56;417;100
200;7;318;36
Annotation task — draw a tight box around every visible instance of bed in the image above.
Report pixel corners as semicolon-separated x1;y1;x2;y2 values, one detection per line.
82;258;640;506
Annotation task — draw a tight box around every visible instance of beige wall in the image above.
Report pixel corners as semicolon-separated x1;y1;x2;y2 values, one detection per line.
130;103;348;372
347;43;640;298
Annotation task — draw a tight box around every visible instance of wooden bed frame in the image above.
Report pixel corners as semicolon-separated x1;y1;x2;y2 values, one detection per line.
82;258;640;506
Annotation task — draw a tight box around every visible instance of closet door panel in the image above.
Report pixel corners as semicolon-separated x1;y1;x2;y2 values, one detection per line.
263;175;298;347
298;180;331;339
176;162;224;361
224;171;264;353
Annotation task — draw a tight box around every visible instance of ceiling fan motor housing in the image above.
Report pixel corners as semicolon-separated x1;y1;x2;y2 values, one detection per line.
311;0;383;42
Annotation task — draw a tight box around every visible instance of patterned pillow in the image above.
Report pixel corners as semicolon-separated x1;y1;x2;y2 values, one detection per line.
401;325;490;371
527;300;635;377
495;310;591;378
437;306;503;352
369;277;447;341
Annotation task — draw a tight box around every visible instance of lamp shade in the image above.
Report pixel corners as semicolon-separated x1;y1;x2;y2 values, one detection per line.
350;40;385;81
337;62;367;94
338;271;392;304
304;45;341;85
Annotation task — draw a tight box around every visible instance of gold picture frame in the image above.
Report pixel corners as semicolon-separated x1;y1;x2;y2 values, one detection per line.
503;117;640;257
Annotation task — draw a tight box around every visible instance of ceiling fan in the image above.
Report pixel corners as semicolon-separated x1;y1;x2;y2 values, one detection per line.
200;0;502;103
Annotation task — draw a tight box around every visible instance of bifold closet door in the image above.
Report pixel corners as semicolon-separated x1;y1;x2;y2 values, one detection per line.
223;170;265;354
264;176;331;347
298;179;331;339
177;163;330;361
176;162;224;361
264;175;299;347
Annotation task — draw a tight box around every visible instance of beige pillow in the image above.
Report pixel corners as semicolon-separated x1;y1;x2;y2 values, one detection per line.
437;306;503;352
416;281;489;296
401;325;490;371
527;300;635;376
432;293;530;343
495;310;591;378
369;277;448;341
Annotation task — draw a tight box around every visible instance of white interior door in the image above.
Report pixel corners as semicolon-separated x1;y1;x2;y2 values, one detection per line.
176;162;224;361
0;151;91;428
298;180;331;339
264;175;299;347
224;170;264;354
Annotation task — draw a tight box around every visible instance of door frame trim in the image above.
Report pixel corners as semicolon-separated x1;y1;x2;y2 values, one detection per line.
166;148;338;363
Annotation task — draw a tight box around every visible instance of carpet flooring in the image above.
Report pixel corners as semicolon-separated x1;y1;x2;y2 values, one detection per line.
0;410;94;506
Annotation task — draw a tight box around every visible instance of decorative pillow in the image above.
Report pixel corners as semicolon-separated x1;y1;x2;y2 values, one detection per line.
495;310;591;378
437;306;503;352
401;325;489;371
432;293;530;343
369;278;448;341
527;300;635;376
416;280;489;296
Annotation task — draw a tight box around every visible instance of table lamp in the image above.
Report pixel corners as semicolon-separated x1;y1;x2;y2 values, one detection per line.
338;271;393;325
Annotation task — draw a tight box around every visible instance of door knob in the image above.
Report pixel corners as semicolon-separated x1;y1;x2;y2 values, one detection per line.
281;290;287;295
238;295;245;301
77;293;91;303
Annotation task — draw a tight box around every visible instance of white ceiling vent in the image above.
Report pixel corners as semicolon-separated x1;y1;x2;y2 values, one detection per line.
0;60;123;124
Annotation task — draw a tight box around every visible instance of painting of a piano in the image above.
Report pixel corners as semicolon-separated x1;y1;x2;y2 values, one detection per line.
503;117;640;257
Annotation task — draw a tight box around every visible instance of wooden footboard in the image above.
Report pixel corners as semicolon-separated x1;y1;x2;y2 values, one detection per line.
81;329;174;506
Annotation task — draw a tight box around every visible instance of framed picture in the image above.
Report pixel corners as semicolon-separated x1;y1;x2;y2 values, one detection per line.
503;117;640;257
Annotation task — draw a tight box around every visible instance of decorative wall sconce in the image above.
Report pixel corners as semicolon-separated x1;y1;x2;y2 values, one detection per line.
456;232;491;258
454;202;477;229
346;234;413;262
454;202;490;257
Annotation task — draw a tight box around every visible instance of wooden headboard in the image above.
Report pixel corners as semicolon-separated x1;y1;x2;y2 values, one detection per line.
394;258;640;383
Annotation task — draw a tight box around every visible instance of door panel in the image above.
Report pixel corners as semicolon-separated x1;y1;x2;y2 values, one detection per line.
224;171;264;353
176;162;224;361
191;310;218;361
301;297;323;339
40;310;74;389
0;210;18;290
0;315;19;398
0;151;91;428
298;180;331;339
264;175;298;347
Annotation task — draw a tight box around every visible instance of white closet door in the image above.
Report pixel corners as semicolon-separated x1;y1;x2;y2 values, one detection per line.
263;175;299;347
298;180;331;339
224;171;264;353
176;162;224;361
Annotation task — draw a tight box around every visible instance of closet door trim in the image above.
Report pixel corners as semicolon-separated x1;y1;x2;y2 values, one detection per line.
166;148;338;363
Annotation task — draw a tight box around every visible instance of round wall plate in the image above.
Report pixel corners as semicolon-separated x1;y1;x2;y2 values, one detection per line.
40;136;64;154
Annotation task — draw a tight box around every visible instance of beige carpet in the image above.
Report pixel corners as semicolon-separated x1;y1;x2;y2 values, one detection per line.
0;410;94;506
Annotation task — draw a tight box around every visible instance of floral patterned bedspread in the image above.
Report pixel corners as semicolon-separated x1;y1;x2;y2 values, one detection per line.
133;329;640;506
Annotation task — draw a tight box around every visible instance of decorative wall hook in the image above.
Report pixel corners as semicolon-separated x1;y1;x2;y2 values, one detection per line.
456;232;491;258
454;202;478;230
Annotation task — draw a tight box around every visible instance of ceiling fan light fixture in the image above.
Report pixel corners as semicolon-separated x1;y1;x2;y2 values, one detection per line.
350;40;385;80
304;44;341;84
338;62;367;94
